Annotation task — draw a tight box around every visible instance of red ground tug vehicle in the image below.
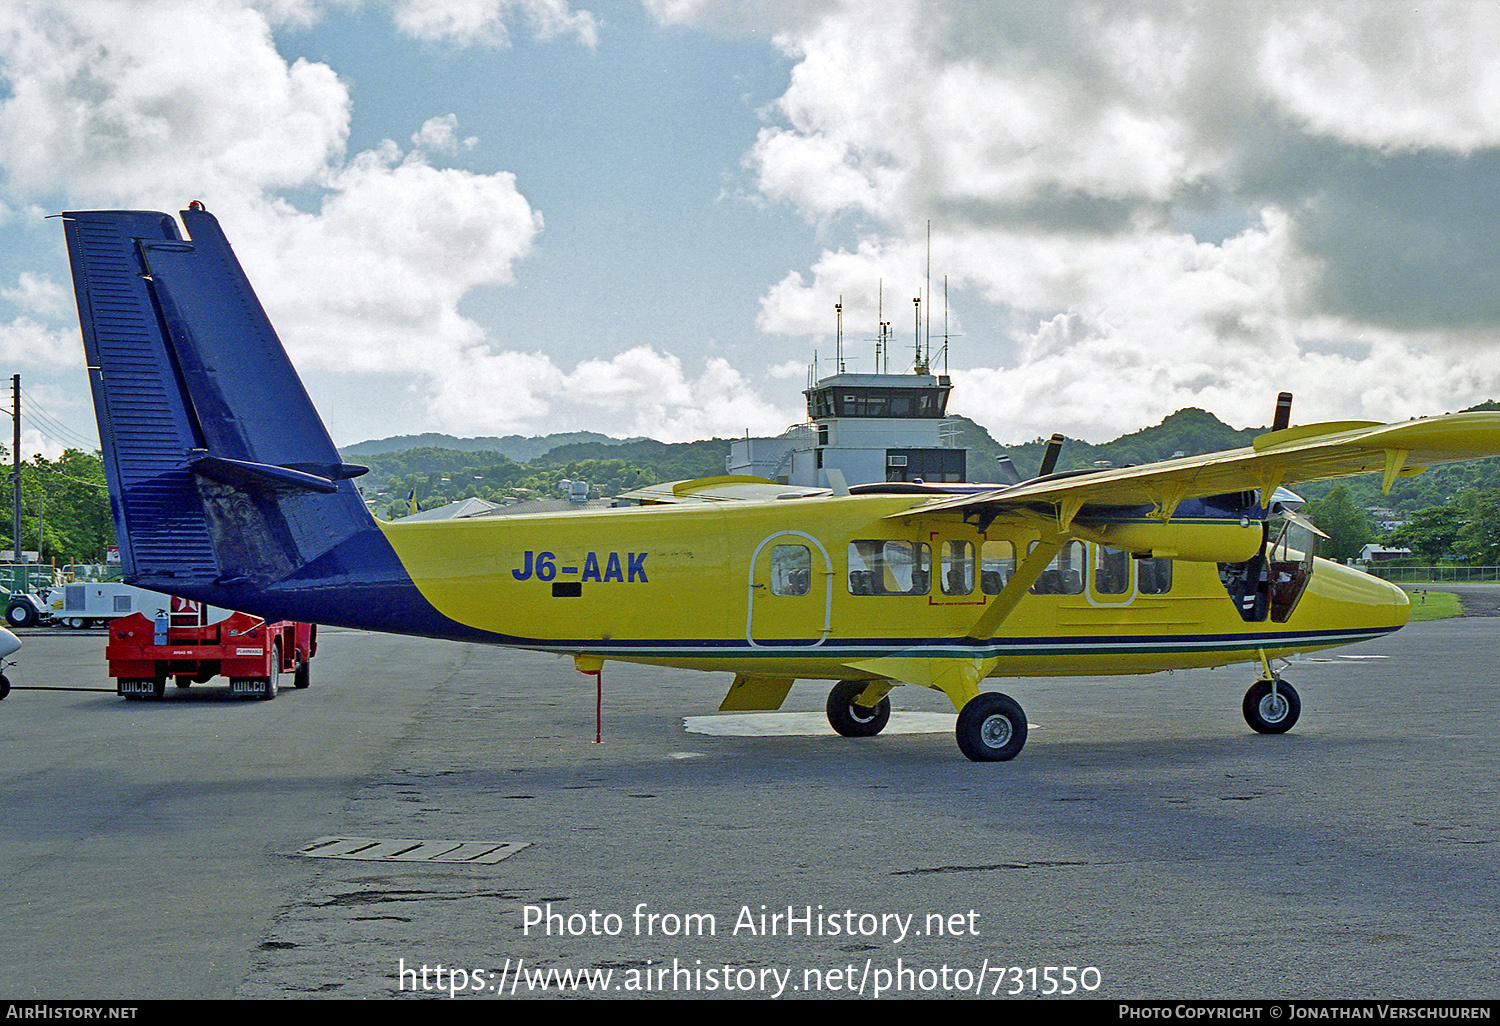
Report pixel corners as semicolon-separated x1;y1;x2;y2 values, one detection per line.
106;597;315;700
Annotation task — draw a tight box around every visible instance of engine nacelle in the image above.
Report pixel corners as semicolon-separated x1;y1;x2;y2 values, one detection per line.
1071;518;1263;563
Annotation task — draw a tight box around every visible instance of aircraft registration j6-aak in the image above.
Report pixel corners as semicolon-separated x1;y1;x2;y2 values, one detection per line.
61;205;1500;761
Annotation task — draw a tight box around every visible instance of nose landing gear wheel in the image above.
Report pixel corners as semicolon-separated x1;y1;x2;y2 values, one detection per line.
1243;678;1300;734
956;692;1027;762
826;679;891;737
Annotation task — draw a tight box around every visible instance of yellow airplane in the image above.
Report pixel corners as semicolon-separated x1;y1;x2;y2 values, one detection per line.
60;204;1500;760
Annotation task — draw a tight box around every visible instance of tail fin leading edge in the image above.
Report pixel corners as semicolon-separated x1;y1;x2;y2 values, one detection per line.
63;209;218;582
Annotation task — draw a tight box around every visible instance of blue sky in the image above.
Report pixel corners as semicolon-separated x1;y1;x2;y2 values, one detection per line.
3;1;1500;455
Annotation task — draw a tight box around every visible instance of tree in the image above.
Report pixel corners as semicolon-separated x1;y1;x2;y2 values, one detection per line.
0;450;114;564
1387;505;1465;567
1456;489;1500;565
1300;486;1372;562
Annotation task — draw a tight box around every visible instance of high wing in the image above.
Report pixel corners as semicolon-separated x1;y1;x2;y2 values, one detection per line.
618;475;828;504
901;413;1500;526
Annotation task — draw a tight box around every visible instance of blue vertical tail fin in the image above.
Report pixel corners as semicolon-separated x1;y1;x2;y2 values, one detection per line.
61;205;436;631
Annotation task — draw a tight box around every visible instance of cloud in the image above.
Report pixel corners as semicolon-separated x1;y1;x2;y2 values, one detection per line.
0;1;350;203
685;0;1500;441
226;141;545;374
1;273;69;317
765;358;807;380
0;317;85;369
428;345;794;441
1256;4;1500;154
0;1;604;434
0;0;800;445
411;114;478;154
391;0;599;48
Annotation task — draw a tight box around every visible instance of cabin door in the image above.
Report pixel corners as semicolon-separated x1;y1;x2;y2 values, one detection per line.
747;531;833;648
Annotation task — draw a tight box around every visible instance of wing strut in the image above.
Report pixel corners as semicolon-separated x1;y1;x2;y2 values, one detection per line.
968;536;1063;640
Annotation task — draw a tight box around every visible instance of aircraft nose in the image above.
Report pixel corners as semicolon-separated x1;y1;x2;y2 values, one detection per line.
1308;561;1410;631
1385;576;1412;628
1354;568;1411;629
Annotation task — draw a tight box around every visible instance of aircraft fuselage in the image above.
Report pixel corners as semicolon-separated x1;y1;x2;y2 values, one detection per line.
373;493;1409;682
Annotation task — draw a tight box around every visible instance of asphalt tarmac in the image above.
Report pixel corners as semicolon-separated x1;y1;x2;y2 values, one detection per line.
0;607;1496;1001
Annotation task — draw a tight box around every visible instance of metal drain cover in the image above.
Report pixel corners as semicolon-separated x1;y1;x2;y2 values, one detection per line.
297;835;531;864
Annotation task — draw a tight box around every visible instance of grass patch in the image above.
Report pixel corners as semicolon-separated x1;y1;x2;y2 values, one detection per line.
1403;589;1463;621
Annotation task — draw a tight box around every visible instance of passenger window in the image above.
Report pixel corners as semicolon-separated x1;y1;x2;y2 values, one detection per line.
1029;540;1085;595
1138;557;1173;595
941;540;974;595
769;544;812;597
848;540;932;595
1094;546;1131;595
979;540;1015;595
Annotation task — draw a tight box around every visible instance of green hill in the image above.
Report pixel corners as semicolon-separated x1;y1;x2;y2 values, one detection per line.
344;401;1500;520
342;430;641;462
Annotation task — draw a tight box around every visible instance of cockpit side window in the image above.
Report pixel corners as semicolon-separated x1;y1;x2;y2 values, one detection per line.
1218;512;1317;623
1267;518;1317;623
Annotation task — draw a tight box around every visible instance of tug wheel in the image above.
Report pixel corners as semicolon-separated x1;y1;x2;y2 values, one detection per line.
261;641;281;700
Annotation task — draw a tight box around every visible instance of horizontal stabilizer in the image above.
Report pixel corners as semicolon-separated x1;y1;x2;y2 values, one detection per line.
189;454;342;494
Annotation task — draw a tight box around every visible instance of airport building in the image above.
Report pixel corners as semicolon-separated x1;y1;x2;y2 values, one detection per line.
727;369;967;488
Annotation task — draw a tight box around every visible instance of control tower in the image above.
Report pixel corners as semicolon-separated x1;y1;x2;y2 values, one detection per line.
727;368;965;488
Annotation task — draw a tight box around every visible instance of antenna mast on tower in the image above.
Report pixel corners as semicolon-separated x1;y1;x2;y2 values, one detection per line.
835;296;844;374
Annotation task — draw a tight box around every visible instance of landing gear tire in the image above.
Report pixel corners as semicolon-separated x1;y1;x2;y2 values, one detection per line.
956;692;1028;762
174;675;193;689
1243;678;1300;734
6;602;36;628
0;673;9;700
826;679;890;737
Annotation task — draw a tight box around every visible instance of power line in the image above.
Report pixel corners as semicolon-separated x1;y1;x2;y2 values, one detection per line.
18;394;99;452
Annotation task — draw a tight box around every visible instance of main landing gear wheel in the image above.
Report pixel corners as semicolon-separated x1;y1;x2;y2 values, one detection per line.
826;679;891;737
1243;678;1300;734
956;692;1028;762
0;673;9;700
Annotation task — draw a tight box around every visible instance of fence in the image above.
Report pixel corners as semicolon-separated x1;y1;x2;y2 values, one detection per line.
1362;564;1500;583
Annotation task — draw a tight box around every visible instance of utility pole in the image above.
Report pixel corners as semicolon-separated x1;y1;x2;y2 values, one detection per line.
11;374;21;578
